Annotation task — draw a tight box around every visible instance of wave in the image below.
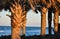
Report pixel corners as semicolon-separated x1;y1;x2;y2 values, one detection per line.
0;30;4;32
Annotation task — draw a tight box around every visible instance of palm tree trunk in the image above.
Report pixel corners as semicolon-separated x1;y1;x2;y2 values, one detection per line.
21;11;27;36
10;1;22;39
41;7;47;36
21;2;27;35
48;8;52;35
54;10;59;35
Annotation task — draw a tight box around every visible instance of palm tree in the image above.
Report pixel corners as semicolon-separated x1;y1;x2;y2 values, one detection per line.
21;2;27;36
0;0;23;39
9;1;23;39
38;0;52;36
52;0;60;38
28;0;40;13
28;0;48;36
41;7;47;36
53;7;59;39
21;11;27;36
54;9;59;35
48;8;52;36
1;0;60;39
0;0;39;39
28;0;60;37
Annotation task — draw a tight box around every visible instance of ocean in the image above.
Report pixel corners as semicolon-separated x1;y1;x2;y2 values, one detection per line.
0;26;54;36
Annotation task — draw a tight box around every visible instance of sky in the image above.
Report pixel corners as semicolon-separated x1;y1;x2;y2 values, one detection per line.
0;9;60;27
0;9;41;27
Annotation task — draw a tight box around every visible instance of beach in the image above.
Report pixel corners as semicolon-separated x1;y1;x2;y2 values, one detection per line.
0;34;60;39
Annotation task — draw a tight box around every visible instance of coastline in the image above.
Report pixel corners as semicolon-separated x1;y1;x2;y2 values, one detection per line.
0;34;59;39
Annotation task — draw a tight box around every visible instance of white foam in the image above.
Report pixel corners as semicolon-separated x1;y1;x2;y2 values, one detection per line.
0;30;4;32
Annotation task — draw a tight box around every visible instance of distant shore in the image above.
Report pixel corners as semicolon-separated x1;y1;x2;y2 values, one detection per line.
0;34;59;39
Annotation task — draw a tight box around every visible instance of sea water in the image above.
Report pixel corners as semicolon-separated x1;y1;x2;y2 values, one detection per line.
0;26;54;36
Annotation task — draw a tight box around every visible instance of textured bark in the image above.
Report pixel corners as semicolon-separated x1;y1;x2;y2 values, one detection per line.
54;10;59;34
28;0;35;11
21;1;27;35
41;7;47;35
10;1;22;39
28;0;40;11
21;11;27;35
57;0;60;2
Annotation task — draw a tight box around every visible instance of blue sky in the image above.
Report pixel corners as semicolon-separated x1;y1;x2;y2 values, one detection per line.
0;9;60;27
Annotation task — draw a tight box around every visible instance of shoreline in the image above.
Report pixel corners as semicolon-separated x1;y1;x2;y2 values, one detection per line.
0;34;59;39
